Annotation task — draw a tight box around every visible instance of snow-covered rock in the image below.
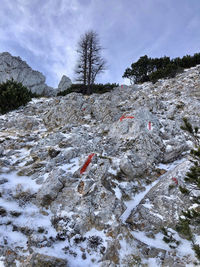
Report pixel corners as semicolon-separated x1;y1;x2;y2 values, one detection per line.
0;65;200;266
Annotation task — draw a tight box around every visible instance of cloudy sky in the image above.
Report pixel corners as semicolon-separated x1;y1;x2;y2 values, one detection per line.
0;0;200;87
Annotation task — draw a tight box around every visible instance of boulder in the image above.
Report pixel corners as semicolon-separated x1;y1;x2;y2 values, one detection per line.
126;159;193;231
36;169;67;206
22;253;68;267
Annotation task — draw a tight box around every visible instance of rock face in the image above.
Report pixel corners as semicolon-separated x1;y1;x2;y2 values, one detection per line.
0;65;200;266
0;52;50;95
58;75;72;92
0;52;72;97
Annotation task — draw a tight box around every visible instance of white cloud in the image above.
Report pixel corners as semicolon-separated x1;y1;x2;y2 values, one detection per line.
0;0;200;87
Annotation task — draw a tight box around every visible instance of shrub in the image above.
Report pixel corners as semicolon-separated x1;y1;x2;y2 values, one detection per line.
57;83;119;96
177;118;200;261
0;79;32;114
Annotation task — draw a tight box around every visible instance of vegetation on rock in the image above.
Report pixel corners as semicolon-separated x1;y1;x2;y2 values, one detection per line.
57;83;119;96
0;79;32;114
123;52;200;84
176;118;200;260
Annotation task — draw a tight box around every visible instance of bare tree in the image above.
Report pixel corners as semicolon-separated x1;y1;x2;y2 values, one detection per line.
75;30;106;94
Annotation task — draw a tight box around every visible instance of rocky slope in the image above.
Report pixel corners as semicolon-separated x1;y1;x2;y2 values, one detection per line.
0;52;72;96
0;65;200;266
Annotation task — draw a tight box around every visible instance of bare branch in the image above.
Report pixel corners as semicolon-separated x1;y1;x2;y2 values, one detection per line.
75;30;107;94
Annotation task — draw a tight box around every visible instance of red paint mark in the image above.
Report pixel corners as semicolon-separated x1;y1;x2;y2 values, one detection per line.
148;121;151;130
82;108;86;111
121;85;123;88
80;153;95;174
172;177;178;185
120;115;135;121
120;115;126;121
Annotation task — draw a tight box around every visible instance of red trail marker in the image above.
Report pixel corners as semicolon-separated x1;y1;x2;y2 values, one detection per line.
172;177;178;185
80;153;95;174
148;121;151;130
120;115;135;122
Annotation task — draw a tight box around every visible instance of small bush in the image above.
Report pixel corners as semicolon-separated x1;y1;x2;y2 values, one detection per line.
0;79;32;114
193;244;200;260
176;219;193;240
179;186;189;194
57;83;119;96
87;235;103;249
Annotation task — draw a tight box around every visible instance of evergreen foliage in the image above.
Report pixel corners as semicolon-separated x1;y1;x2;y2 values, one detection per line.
193;244;200;260
179;186;189;195
0;79;32;114
57;83;119;96
176;218;193;240
176;118;200;260
161;227;180;248
123;52;200;84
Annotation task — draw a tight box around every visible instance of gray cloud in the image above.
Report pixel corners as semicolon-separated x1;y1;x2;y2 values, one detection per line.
0;0;200;87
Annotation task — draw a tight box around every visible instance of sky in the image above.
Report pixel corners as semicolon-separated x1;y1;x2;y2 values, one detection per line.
0;0;200;88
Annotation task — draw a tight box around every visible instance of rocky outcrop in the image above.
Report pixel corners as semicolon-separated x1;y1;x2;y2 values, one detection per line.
0;52;51;95
127;159;193;231
0;65;200;266
58;75;72;92
0;52;72;97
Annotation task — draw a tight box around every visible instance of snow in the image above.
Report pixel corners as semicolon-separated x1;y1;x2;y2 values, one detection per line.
0;171;41;192
113;186;122;199
121;157;188;223
108;158;120;176
120;179;159;223
150;212;164;220
108;166;117;175
119;237;139;263
0;257;4;267
143;257;161;267
189;203;199;210
186;140;194;148
0;224;28;249
194;234;200;245
37;228;109;267
157;157;186;171
30;97;52;104
142;198;154;209
132;231;170;250
60;157;80;173
177;239;195;257
132;228;196;262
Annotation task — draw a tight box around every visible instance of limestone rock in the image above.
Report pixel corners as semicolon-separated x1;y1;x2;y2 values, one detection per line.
36;169;67;206
127;159;193;231
22;253;68;267
0;52;56;96
57;75;72;93
0;64;200;266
